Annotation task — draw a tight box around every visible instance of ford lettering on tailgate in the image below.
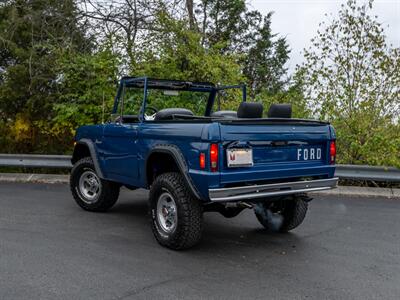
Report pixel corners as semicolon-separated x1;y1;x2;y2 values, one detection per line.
297;147;322;161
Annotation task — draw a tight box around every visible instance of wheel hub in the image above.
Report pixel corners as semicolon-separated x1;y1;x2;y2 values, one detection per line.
78;170;101;203
157;192;177;233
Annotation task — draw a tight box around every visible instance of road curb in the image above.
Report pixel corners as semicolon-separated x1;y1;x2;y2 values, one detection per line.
0;173;69;184
0;173;399;199
314;186;400;199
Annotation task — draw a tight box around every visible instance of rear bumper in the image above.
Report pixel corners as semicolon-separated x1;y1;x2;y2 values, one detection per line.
209;177;339;202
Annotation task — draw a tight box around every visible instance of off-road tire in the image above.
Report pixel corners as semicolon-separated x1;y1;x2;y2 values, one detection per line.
70;157;120;212
149;172;203;250
254;195;308;232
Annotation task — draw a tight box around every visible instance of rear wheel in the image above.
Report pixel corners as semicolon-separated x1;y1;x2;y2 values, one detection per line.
70;157;120;212
254;195;308;232
149;172;203;250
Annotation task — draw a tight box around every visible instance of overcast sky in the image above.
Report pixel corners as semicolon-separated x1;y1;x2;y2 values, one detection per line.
250;0;400;73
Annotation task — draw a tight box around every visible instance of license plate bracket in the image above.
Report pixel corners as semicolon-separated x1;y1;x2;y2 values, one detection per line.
227;148;253;167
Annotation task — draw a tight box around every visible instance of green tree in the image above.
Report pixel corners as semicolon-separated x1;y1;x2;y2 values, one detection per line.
79;0;157;67
80;0;291;101
256;75;311;119
297;0;400;167
197;1;290;98
199;0;247;50
42;48;119;153
0;0;91;153
241;13;290;99
131;12;245;111
133;13;244;84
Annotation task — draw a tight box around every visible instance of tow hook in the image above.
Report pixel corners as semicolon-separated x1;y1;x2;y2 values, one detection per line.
238;202;253;209
224;201;253;209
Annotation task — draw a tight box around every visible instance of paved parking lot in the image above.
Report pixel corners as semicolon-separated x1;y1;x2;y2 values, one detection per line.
0;182;399;299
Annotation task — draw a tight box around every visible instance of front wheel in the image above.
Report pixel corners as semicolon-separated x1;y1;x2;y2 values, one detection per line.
254;195;308;232
149;172;203;250
70;157;120;212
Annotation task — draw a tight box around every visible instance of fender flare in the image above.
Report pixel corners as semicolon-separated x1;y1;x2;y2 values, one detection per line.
146;144;201;199
72;138;105;179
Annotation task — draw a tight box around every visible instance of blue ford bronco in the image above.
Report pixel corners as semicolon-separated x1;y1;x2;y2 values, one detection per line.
70;77;338;250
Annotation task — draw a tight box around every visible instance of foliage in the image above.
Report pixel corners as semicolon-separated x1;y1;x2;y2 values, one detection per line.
58;49;118;124
133;13;243;84
297;0;400;167
0;0;398;168
47;48;119;152
196;0;290;98
0;0;92;153
130;11;246;112
200;0;248;50
255;81;311;119
241;12;290;99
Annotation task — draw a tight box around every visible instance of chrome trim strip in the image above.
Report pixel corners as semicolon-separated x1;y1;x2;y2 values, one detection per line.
209;177;338;202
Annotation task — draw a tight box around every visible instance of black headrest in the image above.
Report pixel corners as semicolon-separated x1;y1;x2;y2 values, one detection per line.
210;110;237;118
237;102;263;118
267;104;292;118
154;108;194;121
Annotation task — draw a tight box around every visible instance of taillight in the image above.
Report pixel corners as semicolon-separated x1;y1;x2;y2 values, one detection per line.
199;153;206;169
210;143;219;172
330;141;336;164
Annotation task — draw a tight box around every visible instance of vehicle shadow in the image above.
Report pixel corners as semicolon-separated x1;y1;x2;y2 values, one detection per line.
108;190;306;254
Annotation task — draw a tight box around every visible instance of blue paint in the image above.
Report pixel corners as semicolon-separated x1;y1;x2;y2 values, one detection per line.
74;77;336;201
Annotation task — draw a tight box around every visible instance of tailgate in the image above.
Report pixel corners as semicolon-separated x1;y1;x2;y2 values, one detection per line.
218;122;335;185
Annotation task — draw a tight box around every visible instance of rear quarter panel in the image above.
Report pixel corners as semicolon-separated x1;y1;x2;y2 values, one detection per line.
138;122;220;199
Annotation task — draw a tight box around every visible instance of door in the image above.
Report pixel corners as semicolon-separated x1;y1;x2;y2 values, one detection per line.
102;123;139;184
100;82;145;185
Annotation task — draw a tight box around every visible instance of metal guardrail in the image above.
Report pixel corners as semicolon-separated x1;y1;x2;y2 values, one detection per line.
335;164;400;182
0;154;399;182
0;154;72;169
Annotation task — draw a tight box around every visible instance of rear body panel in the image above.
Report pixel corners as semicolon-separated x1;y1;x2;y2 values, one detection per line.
218;123;335;187
75;119;336;202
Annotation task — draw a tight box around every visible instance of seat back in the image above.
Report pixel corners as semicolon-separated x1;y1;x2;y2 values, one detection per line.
154;108;194;121
267;104;292;118
237;102;263;118
211;110;237;118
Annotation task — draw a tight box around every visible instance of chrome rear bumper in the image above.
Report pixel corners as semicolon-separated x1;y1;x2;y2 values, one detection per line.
209;177;339;202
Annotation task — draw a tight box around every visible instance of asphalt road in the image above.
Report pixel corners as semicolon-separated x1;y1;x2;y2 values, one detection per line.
0;183;399;300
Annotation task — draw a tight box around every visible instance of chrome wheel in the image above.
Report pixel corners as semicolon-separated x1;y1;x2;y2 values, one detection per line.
157;192;178;233
78;170;101;203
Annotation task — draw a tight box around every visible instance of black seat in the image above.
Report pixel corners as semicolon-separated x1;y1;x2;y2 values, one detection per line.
237;102;263;118
267;104;292;118
210;110;237;118
154;108;194;121
115;115;139;123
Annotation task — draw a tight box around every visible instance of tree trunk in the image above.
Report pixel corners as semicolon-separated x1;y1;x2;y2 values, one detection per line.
186;0;197;31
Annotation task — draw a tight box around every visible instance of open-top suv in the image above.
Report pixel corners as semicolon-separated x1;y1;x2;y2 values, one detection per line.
70;77;338;250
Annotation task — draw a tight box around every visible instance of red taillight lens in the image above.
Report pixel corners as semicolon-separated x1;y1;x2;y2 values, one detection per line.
199;153;206;169
210;143;219;172
330;141;336;164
